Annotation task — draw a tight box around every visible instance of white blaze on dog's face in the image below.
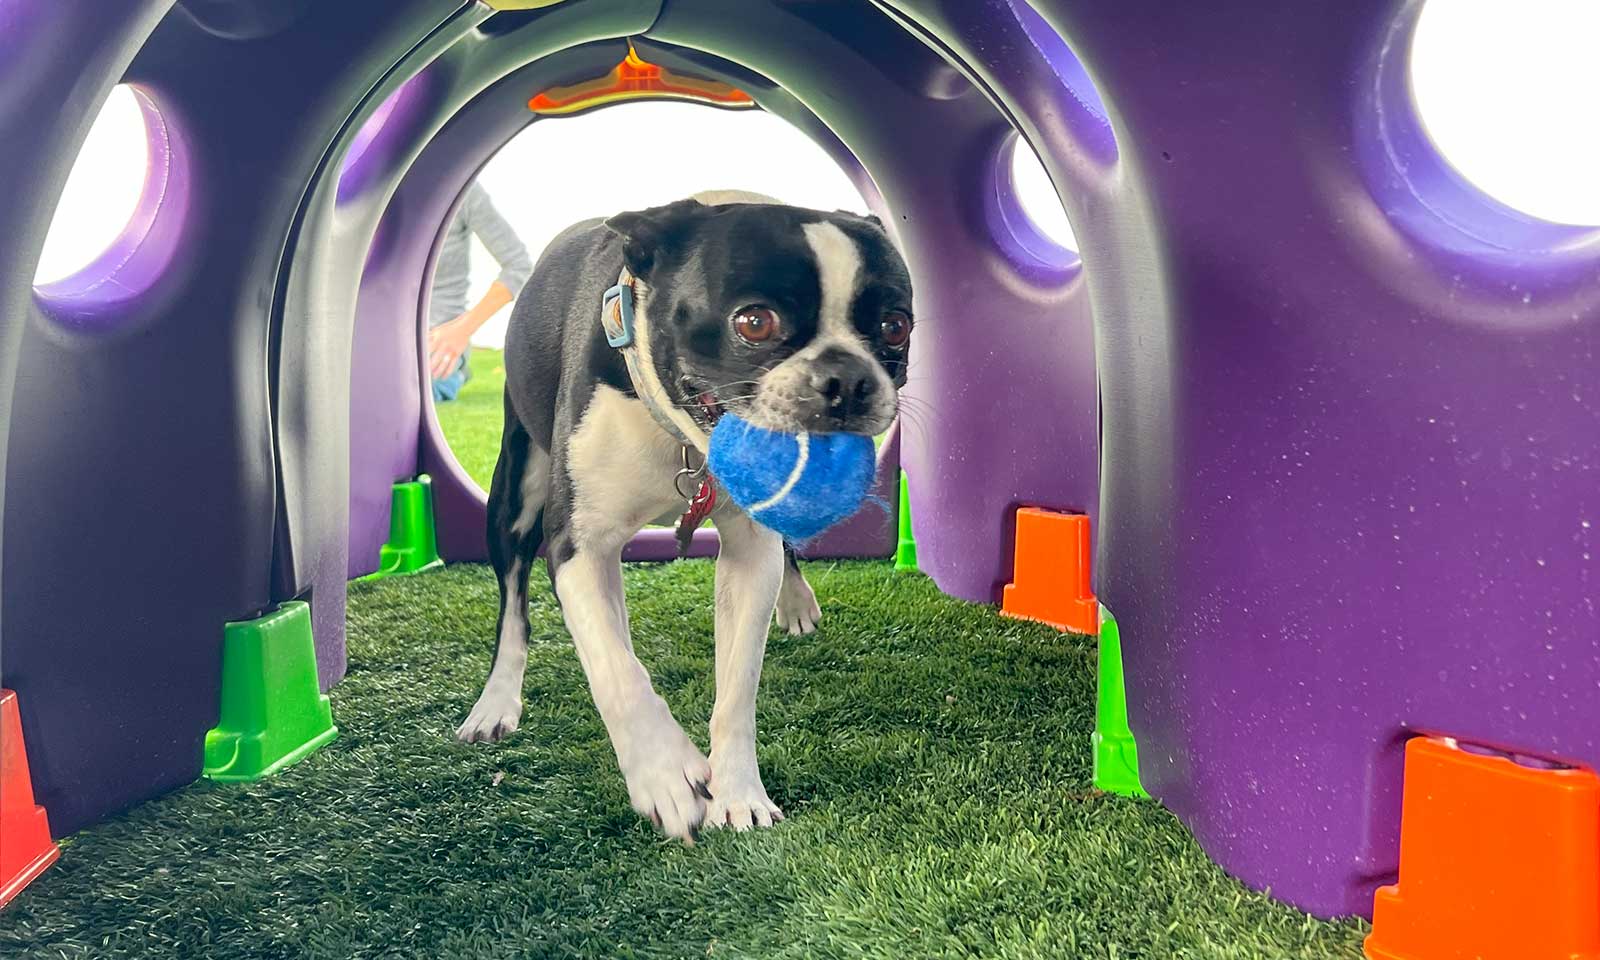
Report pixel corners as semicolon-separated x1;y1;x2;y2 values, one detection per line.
603;200;914;436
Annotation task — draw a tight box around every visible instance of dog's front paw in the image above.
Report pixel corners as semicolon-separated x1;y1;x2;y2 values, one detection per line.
615;701;713;843
455;686;523;743
774;575;822;636
704;759;784;831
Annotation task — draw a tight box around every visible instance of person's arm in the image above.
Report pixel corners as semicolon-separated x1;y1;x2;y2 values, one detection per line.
427;279;514;379
466;183;534;297
427;185;534;379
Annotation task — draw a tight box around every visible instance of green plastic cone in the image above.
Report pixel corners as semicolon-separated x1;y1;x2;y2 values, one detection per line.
1092;610;1149;797
894;471;919;572
203;601;337;782
357;475;443;583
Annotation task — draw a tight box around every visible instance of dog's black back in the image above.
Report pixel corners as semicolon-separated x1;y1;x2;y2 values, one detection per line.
501;217;629;454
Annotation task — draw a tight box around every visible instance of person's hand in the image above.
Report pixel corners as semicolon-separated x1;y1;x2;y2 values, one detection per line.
428;316;475;380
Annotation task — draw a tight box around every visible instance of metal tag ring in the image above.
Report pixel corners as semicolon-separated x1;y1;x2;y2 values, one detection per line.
674;468;701;502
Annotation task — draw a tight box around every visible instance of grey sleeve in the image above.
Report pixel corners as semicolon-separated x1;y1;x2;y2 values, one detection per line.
461;182;534;295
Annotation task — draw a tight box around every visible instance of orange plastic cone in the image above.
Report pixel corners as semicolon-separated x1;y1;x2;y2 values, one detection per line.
1001;507;1098;635
1366;736;1600;960
1;689;60;908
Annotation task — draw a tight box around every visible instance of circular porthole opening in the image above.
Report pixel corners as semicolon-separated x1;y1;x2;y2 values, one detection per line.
34;86;152;286
987;133;1081;276
1410;0;1600;225
33;83;188;330
1010;137;1079;253
430;101;869;495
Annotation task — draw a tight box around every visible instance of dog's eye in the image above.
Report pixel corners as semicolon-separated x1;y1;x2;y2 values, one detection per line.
880;312;913;348
733;306;783;344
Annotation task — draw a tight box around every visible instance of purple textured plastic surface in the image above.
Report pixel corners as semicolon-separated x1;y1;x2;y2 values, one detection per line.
0;0;1594;924
0;0;475;836
1012;0;1599;917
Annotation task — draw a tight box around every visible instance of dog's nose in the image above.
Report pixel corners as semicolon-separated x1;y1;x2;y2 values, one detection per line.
808;350;879;421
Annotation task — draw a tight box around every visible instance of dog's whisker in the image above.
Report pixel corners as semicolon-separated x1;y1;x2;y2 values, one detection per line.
697;380;763;393
662;393;760;410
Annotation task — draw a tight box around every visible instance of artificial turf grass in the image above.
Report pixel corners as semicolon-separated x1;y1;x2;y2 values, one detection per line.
0;562;1368;959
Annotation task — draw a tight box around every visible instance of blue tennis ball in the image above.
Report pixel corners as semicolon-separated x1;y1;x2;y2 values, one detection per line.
707;413;876;543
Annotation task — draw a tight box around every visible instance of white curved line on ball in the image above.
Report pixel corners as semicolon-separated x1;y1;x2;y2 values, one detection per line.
749;432;811;515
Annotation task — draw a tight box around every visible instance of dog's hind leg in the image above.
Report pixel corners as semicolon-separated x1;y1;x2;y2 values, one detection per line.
773;545;822;636
457;394;550;743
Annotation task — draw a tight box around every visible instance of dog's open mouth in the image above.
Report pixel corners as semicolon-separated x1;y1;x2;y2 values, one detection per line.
677;374;728;432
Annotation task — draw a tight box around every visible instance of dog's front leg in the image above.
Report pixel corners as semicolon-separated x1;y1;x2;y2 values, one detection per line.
553;546;712;842
705;509;786;830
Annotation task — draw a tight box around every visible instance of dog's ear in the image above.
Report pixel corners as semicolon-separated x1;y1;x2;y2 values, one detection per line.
603;199;705;275
836;209;883;229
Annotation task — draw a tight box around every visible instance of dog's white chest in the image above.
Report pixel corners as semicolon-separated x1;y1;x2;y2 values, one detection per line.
567;385;696;540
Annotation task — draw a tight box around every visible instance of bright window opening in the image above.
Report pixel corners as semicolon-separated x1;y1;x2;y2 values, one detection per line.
1410;0;1600;225
464;101;866;351
1009;140;1078;253
35;86;152;285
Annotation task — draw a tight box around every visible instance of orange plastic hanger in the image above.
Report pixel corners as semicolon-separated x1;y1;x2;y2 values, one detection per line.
528;43;756;116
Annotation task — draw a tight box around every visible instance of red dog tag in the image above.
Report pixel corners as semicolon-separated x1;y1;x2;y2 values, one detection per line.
674;479;717;557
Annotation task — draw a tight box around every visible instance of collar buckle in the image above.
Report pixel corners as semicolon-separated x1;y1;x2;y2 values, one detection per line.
600;275;636;348
598;268;708;457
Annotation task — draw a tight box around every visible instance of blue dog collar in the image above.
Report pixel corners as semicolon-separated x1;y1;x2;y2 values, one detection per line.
599;268;707;453
601;276;636;348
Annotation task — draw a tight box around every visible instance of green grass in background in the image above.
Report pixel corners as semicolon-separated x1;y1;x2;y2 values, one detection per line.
434;347;506;492
0;561;1367;959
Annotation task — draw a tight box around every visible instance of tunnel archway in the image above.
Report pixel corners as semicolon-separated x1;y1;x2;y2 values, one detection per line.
337;25;1101;585
398;96;882;538
324;6;1104;602
4;0;1597;925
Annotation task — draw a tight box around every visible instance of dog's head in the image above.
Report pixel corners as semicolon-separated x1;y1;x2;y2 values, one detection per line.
603;198;913;437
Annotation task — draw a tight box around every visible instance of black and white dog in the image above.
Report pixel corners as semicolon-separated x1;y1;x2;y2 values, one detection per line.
455;190;914;841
